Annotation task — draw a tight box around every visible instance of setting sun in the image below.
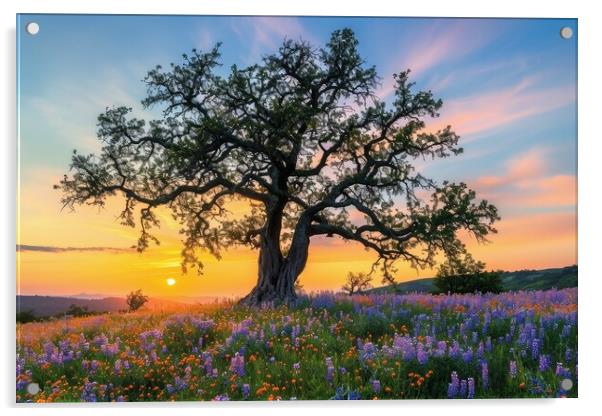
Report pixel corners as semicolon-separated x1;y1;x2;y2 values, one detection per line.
166;278;176;286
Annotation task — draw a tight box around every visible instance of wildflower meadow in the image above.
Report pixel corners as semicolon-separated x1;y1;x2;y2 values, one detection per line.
16;288;577;402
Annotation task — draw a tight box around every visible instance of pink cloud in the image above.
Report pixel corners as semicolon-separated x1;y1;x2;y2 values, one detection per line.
377;21;492;99
475;148;547;190
434;78;575;139
518;175;576;207
471;148;576;211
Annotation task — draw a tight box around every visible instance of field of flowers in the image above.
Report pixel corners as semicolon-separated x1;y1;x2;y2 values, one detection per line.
16;288;577;402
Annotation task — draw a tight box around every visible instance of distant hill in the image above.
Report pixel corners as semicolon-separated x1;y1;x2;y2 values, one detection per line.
367;265;577;295
16;295;189;318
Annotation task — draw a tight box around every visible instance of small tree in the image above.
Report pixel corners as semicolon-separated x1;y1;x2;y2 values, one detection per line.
16;309;36;323
126;289;149;312
434;254;503;294
342;271;373;295
66;304;89;317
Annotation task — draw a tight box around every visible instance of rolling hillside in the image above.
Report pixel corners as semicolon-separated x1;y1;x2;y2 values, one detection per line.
367;265;577;294
16;295;189;318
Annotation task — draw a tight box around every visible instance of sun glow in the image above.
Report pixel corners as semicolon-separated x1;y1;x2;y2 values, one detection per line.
166;278;176;286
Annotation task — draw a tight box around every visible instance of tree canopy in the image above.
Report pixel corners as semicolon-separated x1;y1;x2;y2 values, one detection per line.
341;272;373;296
126;289;149;312
57;28;499;304
434;254;503;294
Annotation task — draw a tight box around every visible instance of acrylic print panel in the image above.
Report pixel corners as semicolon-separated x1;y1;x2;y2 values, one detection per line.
16;14;577;402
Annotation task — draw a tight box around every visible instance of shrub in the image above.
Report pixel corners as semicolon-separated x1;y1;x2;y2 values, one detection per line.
126;289;149;312
434;254;503;294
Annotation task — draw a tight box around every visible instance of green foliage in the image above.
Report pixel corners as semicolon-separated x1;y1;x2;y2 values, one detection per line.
16;309;36;323
368;265;578;295
434;254;503;294
66;304;90;317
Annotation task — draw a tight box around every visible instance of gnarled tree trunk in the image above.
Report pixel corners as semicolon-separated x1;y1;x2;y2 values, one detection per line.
240;212;310;306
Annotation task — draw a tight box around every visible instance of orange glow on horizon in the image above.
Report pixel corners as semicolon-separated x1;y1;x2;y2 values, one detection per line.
17;166;577;299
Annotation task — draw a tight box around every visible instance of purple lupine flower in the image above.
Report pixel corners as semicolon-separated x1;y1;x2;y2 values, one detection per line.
462;348;473;363
539;354;551;372
229;352;245;377
555;362;564;377
371;379;381;394
293;362;301;372
448;371;460;398
213;394;230;401
345;390;360;400
434;341;447;357
467;377;475;399
481;361;489;390
242;383;250;399
449;341;461;359
417;344;429;365
101;343;119;357
201;351;213;375
291;324;301;340
477;342;485;359
531;338;540;359
447;383;455;399
43;341;56;360
81;381;98;402
175;376;188;392
460;379;468;398
509;360;517;378
361;342;377;361
93;334;109;347
339;367;347;375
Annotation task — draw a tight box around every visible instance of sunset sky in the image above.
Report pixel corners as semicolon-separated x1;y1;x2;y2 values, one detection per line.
17;15;577;298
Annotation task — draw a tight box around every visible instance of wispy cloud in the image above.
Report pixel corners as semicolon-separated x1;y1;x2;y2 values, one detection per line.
197;26;215;51
17;244;133;253
435;77;575;140
377;21;493;99
471;147;576;211
230;16;315;63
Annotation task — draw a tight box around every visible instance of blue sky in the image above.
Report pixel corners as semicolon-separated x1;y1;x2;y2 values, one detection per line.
17;15;576;179
16;15;578;295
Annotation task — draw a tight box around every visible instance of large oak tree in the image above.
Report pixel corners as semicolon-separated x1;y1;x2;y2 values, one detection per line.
57;29;499;305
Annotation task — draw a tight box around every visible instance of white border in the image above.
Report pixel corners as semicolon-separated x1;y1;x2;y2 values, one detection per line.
2;1;601;415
